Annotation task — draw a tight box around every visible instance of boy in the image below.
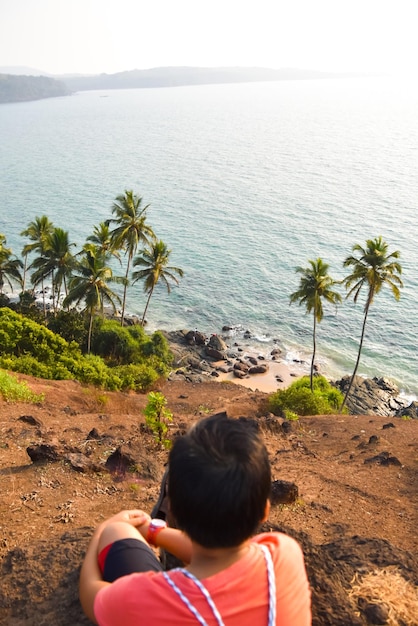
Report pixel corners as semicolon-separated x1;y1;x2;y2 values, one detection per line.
80;413;311;625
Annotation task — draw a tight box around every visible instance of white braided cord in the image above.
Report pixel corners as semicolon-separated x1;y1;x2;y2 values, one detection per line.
259;544;276;626
163;571;222;626
163;543;276;625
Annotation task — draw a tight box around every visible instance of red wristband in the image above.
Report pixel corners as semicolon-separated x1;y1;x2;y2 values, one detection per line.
146;519;167;546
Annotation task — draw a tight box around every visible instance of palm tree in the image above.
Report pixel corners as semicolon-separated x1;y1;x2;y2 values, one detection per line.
110;191;155;326
290;258;341;391
340;236;403;411
0;234;23;295
86;221;120;263
132;239;184;326
31;228;76;313
63;246;127;353
21;216;54;311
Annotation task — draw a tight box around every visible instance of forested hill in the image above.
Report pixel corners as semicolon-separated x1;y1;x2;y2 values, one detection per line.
62;66;342;92
1;67;359;102
0;74;70;103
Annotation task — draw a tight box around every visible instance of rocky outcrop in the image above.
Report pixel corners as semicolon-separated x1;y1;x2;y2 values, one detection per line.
163;329;270;385
334;376;411;417
397;401;418;419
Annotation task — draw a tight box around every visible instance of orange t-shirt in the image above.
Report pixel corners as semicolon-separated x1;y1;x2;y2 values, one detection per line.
94;532;311;625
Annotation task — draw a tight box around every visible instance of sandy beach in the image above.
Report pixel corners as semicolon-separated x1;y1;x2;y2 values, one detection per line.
215;358;308;393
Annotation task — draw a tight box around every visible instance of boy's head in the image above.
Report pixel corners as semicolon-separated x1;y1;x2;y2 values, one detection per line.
168;413;271;548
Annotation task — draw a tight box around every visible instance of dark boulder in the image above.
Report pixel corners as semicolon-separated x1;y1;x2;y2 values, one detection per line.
207;334;228;352
396;400;418;419
185;330;206;345
249;364;269;374
27;444;61;463
205;346;225;360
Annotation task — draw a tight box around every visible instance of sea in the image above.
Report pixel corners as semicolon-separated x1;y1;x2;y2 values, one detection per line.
0;76;417;398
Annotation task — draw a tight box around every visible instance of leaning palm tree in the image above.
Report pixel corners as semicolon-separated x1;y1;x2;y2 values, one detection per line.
21;215;54;311
63;246;127;354
340;236;403;412
0;234;23;295
110;191;155;326
290;258;341;391
132;239;184;326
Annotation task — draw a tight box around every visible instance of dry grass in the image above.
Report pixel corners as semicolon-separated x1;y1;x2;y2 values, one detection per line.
349;567;418;626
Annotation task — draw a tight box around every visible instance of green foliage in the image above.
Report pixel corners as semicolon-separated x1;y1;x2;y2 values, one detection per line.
0;369;44;403
91;320;145;364
113;363;159;392
283;409;299;421
91;320;172;377
268;376;347;416
142;330;173;365
0;308;162;392
46;309;88;346
144;391;173;447
9;291;45;324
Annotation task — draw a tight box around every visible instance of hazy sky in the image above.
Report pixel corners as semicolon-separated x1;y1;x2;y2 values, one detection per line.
0;0;416;76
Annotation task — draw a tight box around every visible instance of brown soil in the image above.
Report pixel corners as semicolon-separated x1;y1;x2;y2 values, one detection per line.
0;375;417;625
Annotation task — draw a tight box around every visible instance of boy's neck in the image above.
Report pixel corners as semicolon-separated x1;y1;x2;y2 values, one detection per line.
187;540;251;579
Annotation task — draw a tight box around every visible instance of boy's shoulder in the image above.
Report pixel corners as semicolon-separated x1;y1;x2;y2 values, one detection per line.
252;531;304;556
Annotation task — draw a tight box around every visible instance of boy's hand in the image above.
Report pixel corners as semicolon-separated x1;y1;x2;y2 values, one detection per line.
102;509;151;530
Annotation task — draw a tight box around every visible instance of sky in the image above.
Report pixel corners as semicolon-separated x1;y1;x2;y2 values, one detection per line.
0;0;417;76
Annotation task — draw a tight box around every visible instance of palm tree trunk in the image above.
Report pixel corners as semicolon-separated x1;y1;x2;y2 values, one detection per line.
22;254;27;292
87;310;94;354
340;302;370;412
310;314;317;392
41;277;47;319
141;288;154;326
51;270;57;315
120;254;131;327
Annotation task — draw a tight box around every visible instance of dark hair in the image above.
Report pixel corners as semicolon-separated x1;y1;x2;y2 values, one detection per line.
168;413;271;548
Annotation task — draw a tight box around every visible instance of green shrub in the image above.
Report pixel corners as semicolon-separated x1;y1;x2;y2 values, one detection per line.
268;375;346;416
144;391;173;447
0;369;44;403
47;309;88;346
91;320;140;364
70;354;123;390
91;321;171;366
284;409;299;421
0;308;170;393
113;363;159;392
0;355;52;378
142;331;173;365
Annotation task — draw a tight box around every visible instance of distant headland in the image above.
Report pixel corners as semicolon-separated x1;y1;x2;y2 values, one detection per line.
0;65;369;104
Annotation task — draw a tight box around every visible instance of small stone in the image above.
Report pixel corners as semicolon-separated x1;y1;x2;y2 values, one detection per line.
363;602;390;624
270;480;299;505
18;415;43;427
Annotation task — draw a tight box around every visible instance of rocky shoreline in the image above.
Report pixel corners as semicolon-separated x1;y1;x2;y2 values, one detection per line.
163;328;417;419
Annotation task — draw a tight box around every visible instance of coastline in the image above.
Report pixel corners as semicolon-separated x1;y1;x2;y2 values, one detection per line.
165;328;417;417
214;357;308;393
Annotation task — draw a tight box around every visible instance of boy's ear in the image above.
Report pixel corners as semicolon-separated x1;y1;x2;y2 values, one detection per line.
261;499;270;523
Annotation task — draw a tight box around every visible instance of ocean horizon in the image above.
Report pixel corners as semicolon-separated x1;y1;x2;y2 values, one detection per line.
1;76;417;398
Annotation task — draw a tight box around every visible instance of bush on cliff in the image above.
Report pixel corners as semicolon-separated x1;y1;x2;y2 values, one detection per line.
0;308;170;392
268;375;346;416
91;320;172;374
